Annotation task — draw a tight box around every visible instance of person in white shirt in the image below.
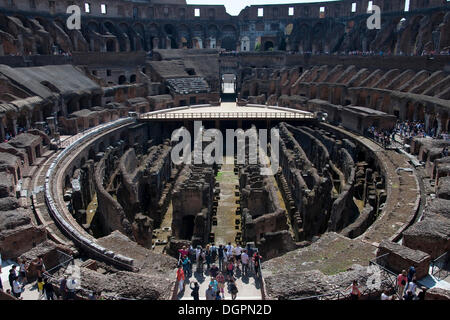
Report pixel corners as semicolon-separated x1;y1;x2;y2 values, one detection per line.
381;289;392;300
12;276;23;299
225;242;233;254
240;250;249;276
405;279;418;297
234;245;242;269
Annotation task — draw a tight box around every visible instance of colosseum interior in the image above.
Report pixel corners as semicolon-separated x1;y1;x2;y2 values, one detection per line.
0;0;449;303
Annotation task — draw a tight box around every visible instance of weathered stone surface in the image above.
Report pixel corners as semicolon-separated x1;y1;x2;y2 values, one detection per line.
0;197;19;211
425;287;450;300
436;176;450;200
80;267;174;300
264;264;388;300
377;240;431;279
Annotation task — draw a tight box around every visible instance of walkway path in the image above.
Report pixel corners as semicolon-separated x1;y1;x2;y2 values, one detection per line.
211;156;239;245
177;264;262;300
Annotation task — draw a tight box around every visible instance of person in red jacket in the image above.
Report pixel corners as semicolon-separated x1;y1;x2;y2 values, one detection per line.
176;266;185;294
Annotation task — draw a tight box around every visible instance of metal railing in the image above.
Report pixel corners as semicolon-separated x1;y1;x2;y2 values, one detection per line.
369;255;402;299
140;111;315;120
431;251;450;281
293;289;349;301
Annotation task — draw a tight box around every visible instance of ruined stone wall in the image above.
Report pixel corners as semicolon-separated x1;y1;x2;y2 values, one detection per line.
171;163;215;246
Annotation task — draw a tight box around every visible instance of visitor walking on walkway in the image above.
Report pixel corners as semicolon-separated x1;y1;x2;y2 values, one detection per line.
18;259;28;284
226;259;235;281
253;251;262;278
176;266;185;294
12;276;23;299
347;280;361;300
397;270;408;299
241;250;249;276
205;285;215;300
9;265;17;290
190;282;199;301
37;277;45;300
218;245;224;271
205;246;212;272
182;256;191;278
234;244;242;270
229;278;238;300
43;278;54;300
209;264;219;278
216;272;225;299
59;275;68;300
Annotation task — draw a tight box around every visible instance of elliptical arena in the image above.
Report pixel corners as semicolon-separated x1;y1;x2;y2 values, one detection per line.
0;0;450;301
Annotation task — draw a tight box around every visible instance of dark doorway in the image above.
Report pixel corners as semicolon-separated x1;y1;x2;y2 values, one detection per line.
181;215;195;240
264;41;274;51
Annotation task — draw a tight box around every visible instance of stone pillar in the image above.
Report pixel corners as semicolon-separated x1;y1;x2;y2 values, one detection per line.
436;113;442;136
11;117;17;136
0;118;5;141
425;113;431;132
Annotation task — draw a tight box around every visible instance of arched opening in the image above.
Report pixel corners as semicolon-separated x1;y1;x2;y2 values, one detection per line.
130;74;136;83
264;41;274;51
106;39;115;52
118;75;127;85
221;37;236;51
181;215;195;240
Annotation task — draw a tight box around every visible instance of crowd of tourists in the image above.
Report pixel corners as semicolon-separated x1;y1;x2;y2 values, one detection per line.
0;254;90;300
366;120;449;150
175;242;262;300
383;266;427;300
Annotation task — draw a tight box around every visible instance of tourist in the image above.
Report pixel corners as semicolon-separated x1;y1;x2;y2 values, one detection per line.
225;242;233;254
234;244;242;270
12;276;23;299
0;265;3;292
176;266;185;294
33;255;45;278
226;259;235;281
190;282;199;300
218;245;224;271
216;271;225;299
442;146;448;157
225;246;233;262
347;280;361;300
37;276;45;300
405;278;418;298
209;276;218;293
223;248;228;270
188;245;196;264
417;288;427;300
215;290;222;300
195;246;202;271
253;251;262;278
66;277;78;300
43;278;54;300
407;266;416;283
247;244;255;271
182;256;191;278
205;285;215;300
205;246;212;271
59;275;68;300
381;289;393;300
241;250;249;276
9;265;17;290
18;259;28;284
229;278;238;300
209;264;219;278
403;290;414;301
210;243;217;263
179;246;188;260
397;270;408;299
